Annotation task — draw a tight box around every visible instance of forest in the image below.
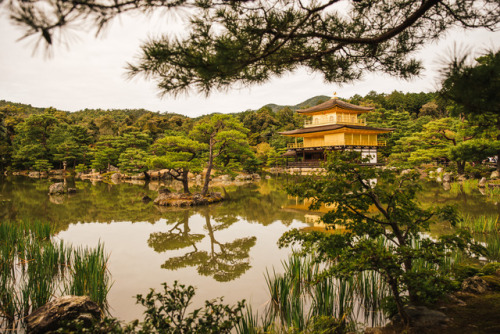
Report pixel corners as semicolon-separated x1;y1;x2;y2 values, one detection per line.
1;84;499;179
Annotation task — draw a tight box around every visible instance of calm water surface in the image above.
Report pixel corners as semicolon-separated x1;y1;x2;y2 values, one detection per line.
1;176;499;322
0;176;310;321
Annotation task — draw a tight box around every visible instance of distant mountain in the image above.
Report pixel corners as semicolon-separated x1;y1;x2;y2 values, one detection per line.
261;95;330;112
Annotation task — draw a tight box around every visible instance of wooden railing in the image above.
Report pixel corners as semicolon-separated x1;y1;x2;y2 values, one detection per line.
288;141;386;148
287;142;304;149
304;118;366;127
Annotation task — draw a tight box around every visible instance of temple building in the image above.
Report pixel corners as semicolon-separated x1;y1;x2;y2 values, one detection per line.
279;94;393;167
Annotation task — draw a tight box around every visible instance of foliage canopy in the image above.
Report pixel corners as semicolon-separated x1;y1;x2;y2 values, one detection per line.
5;0;499;94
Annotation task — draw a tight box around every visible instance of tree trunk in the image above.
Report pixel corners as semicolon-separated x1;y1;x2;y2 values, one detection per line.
182;168;190;194
497;132;500;172
388;277;410;326
202;139;214;196
457;161;465;175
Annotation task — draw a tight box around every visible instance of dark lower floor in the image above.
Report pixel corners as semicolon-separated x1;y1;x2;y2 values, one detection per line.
283;146;380;167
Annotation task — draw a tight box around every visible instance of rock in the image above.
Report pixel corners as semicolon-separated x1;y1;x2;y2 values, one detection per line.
252;173;261;180
130;173;146;180
154;192;223;207
142;195;152;203
442;182;451;191
108;165;119;172
26;295;102;334
221;174;232;182
462;276;489;294
443;172;451;182
111;173;121;181
235;174;253;181
148;170;161;179
28;171;41;178
158;187;171;195
479;177;487;188
67;188;77;194
48;182;66;195
436;167;443;174
448;294;467;306
195;174;202;182
436;176;442;183
491;171;500;179
364;327;384;334
401;169;412;175
392;305;449;328
457;174;467;182
265;175;271;180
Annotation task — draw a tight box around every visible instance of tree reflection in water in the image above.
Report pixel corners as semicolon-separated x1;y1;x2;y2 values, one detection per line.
149;206;256;282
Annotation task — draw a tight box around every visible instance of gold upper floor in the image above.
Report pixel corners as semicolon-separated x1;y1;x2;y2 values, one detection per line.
304;111;366;127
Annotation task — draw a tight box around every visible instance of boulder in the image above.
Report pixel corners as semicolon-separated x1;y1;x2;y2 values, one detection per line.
111;173;121;181
479;177;487;188
436;176;442;183
195;174;203;182
220;174;232;182
461;276;489;294
48;182;66;195
436;167;443;174
265;175;271;180
392;305;449;328
28;171;41;178
130;173;146;180
108;165;119;172
491;171;500;179
26;295;102;334
148;170;161;179
252;173;261;180
442;182;451;191
443;173;451;182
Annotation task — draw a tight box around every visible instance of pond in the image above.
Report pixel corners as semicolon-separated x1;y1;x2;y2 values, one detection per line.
0;176;311;322
1;176;499;323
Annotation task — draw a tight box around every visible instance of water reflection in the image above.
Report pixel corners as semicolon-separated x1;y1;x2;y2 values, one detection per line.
148;207;257;282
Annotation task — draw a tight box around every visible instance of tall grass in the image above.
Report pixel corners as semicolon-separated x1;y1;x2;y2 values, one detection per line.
449;182;462;195
462;179;479;193
0;221;111;331
238;253;387;333
457;215;500;234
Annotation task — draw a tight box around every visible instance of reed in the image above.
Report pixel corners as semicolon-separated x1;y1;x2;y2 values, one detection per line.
65;243;111;311
457;215;499;234
486;186;500;198
0;221;111;331
461;179;479;193
242;253;380;334
449;182;463;195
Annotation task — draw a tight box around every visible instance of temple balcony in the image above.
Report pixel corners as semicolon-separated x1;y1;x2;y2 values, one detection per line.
304;118;366;127
287;140;386;149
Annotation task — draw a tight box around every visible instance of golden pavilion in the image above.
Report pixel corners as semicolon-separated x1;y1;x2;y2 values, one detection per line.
279;93;393;167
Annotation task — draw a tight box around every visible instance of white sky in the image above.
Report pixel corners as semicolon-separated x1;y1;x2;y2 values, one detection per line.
0;9;498;117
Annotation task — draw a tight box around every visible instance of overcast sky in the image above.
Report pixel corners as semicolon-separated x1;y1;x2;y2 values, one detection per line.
0;9;498;117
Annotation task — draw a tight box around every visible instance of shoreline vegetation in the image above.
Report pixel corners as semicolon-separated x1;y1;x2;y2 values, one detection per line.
2;161;500;333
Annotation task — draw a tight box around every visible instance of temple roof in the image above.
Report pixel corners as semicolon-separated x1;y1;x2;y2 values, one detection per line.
298;98;374;114
279;124;394;136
